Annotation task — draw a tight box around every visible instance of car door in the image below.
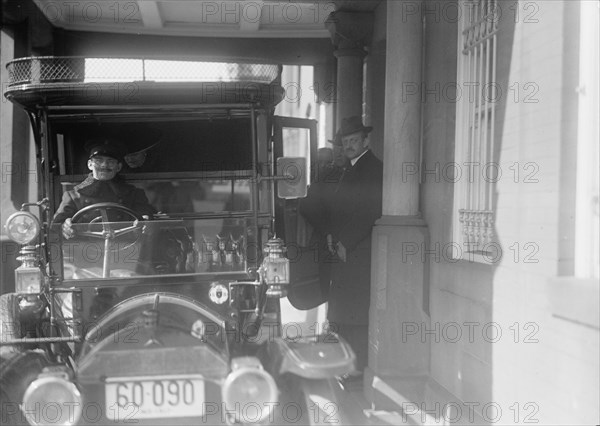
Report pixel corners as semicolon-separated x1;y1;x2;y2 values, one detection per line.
272;116;326;310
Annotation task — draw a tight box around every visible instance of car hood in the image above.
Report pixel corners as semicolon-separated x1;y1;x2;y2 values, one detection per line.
77;292;230;381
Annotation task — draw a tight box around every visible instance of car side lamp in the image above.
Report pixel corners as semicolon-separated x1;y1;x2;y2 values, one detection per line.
260;237;289;297
4;210;43;294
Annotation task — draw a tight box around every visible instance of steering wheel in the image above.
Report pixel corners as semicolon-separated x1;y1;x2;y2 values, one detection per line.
72;202;143;224
71;203;145;278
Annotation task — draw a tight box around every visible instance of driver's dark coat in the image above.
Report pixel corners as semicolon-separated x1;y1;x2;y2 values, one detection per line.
53;174;154;223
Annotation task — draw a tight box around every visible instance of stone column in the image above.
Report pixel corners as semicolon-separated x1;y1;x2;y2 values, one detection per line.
365;0;431;404
364;3;387;159
382;4;422;217
325;11;373;126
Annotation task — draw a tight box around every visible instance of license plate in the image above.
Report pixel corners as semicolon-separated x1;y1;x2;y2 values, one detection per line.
105;375;205;420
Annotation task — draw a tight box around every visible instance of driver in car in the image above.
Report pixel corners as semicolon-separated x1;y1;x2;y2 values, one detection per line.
53;138;155;239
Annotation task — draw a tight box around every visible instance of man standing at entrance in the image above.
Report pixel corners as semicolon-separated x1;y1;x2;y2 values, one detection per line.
327;116;383;388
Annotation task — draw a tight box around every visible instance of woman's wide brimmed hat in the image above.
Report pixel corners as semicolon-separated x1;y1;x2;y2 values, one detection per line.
84;125;162;168
328;131;341;146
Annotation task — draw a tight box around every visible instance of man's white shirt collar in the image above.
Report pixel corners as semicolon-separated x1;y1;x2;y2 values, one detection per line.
350;149;369;167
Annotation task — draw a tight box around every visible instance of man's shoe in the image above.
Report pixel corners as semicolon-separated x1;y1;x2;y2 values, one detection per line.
337;372;363;391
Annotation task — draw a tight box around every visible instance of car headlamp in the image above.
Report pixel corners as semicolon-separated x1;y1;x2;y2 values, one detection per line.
22;374;82;426
4;211;40;245
222;357;278;424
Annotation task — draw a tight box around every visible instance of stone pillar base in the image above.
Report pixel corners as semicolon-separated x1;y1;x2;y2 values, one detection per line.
366;216;431;403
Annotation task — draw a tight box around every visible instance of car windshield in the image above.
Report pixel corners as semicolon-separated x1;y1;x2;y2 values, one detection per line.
47;113;274;281
51;115;263;213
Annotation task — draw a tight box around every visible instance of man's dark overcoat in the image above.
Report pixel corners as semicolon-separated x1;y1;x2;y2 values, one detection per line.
53;174;155;223
297;164;344;297
328;149;383;325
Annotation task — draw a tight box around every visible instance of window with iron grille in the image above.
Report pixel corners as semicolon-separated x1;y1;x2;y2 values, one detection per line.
452;0;499;262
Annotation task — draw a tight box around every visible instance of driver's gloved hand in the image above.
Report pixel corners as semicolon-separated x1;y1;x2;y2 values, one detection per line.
62;218;75;240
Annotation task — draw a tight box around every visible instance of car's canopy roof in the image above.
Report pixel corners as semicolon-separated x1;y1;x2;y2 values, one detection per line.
4;56;284;109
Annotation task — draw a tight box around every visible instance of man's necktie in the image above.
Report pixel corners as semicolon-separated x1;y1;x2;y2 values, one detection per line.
335;166;349;193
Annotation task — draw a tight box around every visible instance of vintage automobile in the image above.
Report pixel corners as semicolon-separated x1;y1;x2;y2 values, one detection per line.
0;56;358;425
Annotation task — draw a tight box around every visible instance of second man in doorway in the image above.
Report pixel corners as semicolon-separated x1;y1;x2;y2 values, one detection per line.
327;116;383;387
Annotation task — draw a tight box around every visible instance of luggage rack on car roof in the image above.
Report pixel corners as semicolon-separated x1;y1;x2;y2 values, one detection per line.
4;56;285;109
5;56;281;86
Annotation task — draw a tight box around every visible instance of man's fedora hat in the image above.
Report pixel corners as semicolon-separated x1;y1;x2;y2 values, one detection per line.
339;116;373;137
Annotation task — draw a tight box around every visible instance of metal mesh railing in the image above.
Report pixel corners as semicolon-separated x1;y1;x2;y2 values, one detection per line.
6;57;280;87
7;57;85;85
